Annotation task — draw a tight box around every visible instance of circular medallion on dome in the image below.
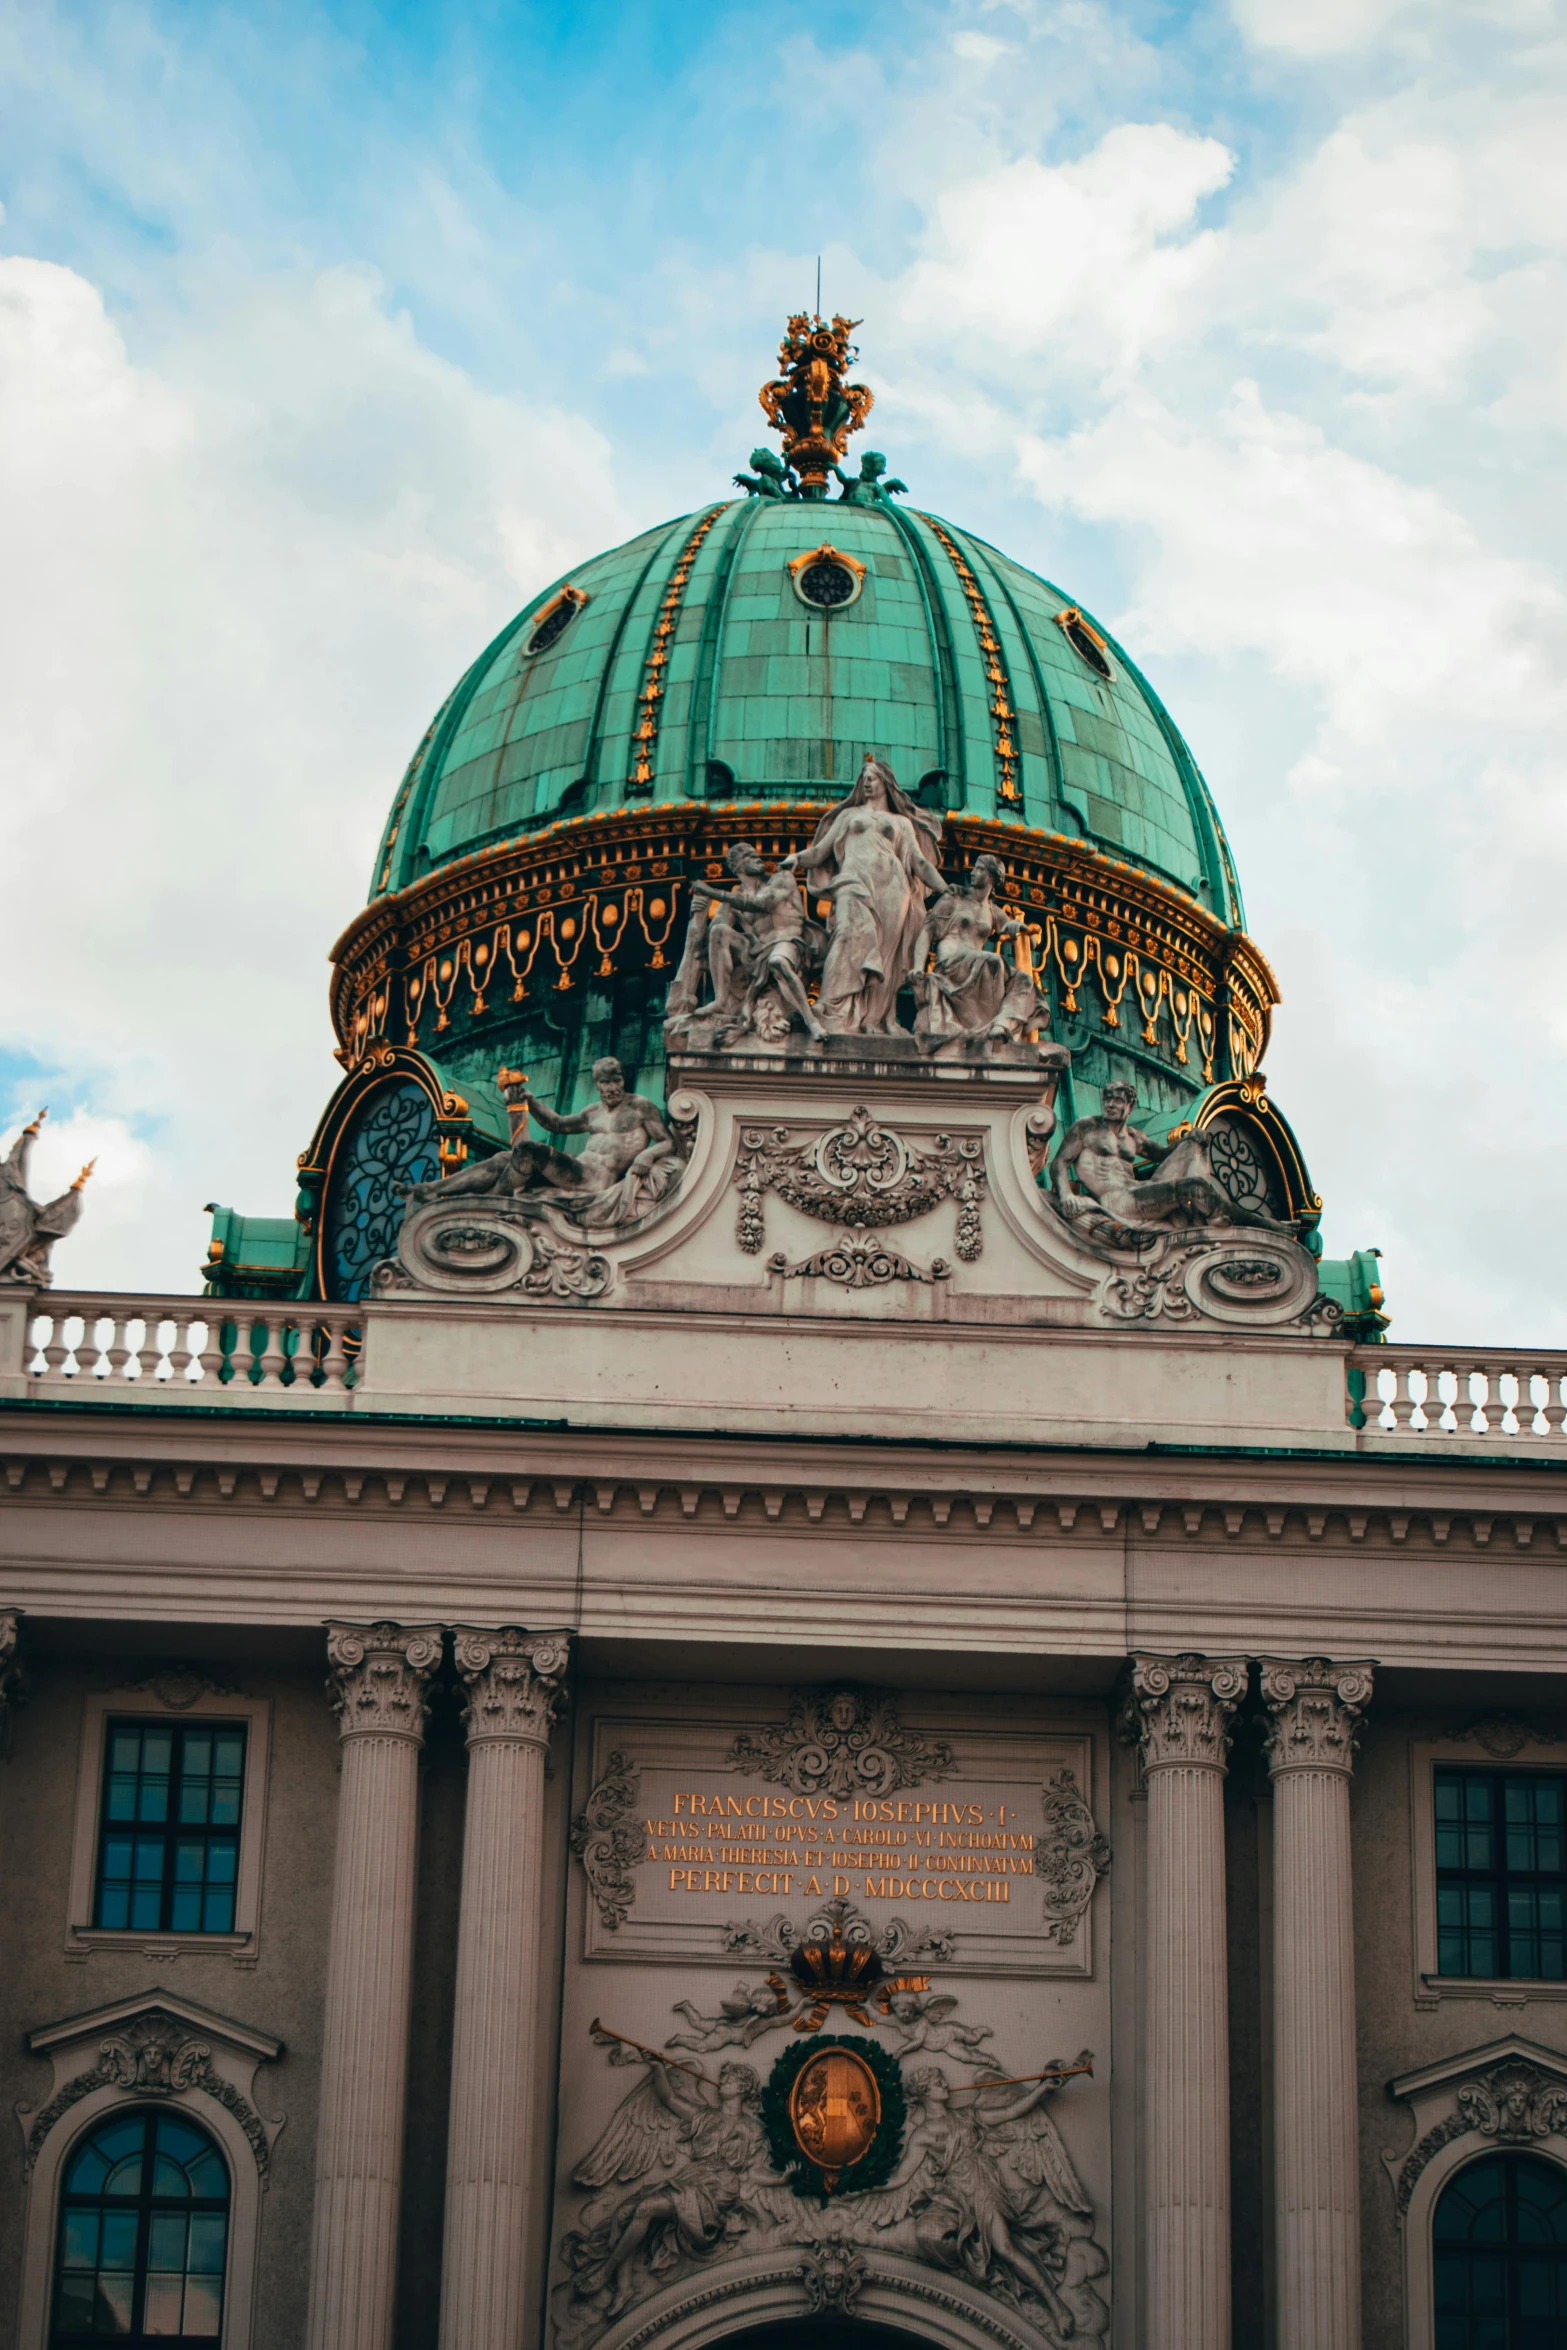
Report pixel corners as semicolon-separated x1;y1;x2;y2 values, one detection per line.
787;543;866;612
524;587;587;656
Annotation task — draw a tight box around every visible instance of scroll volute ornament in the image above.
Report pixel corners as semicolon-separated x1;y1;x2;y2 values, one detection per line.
1121;1653;1248;1772
452;1626;572;1747
1258;1657;1374;1776
758;314;873;497
326;1621;444;1741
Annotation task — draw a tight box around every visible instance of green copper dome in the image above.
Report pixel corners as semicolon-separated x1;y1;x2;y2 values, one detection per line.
370;496;1245;930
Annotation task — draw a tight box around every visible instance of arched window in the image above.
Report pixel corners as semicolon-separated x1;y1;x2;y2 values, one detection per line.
51;2110;230;2344
1434;2149;1567;2345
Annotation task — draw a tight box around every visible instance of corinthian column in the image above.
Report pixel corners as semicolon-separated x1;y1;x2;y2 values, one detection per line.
439;1627;572;2350
1260;1657;1374;2350
1124;1652;1248;2350
306;1620;443;2350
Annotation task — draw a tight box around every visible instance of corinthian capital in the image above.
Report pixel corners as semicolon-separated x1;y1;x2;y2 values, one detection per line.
1122;1652;1248;1773
1259;1657;1374;1776
326;1621;444;1743
452;1626;572;1748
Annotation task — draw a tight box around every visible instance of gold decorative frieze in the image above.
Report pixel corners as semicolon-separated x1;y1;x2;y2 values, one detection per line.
329;803;1276;1080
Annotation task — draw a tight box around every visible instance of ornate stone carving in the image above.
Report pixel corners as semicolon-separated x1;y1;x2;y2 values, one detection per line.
798;2237;868;2315
1259;1657;1375;1775
555;1987;1108;2347
1054;1081;1298;1251
1448;1712;1563;1759
571;1750;644;1929
1393;2058;1567;2213
452;1626;571;1747
1037;1767;1111;1943
729;1685;957;1799
722;1896;955;1970
0;1109;92;1287
403;1057;681;1235
735;1106;985;1260
325;1621;443;1742
667;1979;796;2052
121;1662;240;1711
23;2018;274;2180
770;1237;947;1288
1120;1654;1248;1772
383;1199;614;1302
874;1991;996;2067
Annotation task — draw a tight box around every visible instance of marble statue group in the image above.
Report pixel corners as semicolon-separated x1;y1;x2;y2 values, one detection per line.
665;754;1055;1061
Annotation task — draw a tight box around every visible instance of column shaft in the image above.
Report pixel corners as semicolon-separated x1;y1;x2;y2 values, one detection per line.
439;1629;570;2350
306;1622;442;2350
1262;1657;1374;2350
1125;1652;1247;2350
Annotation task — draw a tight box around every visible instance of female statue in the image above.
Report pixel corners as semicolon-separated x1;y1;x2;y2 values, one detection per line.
912;852;1048;1052
781;755;946;1036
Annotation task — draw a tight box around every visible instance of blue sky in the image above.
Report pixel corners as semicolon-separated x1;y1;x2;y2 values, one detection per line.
3;0;1566;1336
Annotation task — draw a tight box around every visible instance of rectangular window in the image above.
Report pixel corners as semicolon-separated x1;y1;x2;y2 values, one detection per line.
93;1721;246;1934
1435;1766;1567;1979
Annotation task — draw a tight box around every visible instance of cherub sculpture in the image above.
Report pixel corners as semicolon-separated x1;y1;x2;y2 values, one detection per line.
834;450;907;504
734;448;797;500
666;1977;794;2051
0;1110;93;1288
875;1988;998;2068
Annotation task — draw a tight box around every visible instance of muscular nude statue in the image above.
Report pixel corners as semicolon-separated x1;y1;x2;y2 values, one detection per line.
692;842;825;1041
404;1056;678;1229
1053;1078;1293;1239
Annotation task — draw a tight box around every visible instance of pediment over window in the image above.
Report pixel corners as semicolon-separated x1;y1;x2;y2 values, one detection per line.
1385;2036;1567;2218
20;1988;284;2180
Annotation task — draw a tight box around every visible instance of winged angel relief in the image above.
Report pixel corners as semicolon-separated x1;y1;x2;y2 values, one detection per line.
555;2011;1108;2347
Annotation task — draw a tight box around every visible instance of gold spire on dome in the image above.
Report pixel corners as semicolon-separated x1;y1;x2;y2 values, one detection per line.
758;314;874;500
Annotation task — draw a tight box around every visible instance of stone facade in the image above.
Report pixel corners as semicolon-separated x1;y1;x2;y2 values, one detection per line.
4;1259;1567;2349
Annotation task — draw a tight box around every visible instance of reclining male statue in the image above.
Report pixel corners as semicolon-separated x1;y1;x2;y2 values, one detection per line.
402;1056;680;1231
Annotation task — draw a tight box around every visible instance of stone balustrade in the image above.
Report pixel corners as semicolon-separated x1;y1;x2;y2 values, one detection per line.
18;1294;361;1405
1349;1347;1567;1446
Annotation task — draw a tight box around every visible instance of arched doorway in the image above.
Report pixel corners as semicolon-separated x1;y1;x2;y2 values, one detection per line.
1434;2148;1567;2344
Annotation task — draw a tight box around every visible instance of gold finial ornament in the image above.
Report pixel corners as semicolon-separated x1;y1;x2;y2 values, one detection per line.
758;314;874;500
71;1160;96;1191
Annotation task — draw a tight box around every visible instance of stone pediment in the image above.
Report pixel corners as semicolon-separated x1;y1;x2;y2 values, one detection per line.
21;1988;284;2180
1384;2036;1567;2218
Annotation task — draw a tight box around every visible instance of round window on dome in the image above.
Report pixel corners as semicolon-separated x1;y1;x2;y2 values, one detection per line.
787;543;866;611
524;586;588;656
1054;605;1114;680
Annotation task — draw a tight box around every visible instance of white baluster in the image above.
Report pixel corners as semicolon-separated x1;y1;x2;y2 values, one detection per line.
257;1318;289;1388
40;1313;67;1380
320;1319;349;1392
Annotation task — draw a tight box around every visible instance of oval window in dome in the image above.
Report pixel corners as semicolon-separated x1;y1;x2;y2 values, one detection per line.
1054;605;1114;680
524;586;588;656
787;542;866;611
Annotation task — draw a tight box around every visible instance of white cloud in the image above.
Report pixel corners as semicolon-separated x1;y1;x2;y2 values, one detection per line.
0;253;622;1294
898;123;1234;388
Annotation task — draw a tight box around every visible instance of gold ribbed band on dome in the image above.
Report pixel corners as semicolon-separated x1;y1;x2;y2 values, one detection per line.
923;517;1021;806
627;507;725;796
330;805;1275;1080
